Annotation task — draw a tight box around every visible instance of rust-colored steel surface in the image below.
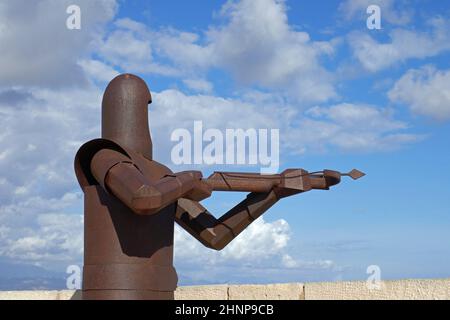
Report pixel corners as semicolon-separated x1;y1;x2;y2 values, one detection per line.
74;73;364;300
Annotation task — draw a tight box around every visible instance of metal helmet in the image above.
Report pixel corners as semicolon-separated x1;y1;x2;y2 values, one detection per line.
101;73;153;159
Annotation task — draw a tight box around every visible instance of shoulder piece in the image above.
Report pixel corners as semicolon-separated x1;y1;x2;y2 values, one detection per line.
74;139;130;189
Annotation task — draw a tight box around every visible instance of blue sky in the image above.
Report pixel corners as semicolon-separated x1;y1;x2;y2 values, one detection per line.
0;0;450;289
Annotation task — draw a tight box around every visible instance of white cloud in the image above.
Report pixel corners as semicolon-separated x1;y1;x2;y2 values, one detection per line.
175;217;290;264
281;254;335;269
0;0;117;88
389;66;450;120
0;85;102;204
218;218;290;261
291;103;423;152
206;0;337;102
0;81;100;270
95;0;338;103
149;89;423;166
155;28;215;72
102;30;152;63
339;0;413;25
0;194;83;268
78;59;119;83
349;17;450;72
95;19;180;77
182;78;214;93
150;88;293;169
152;89;289;131
174;216;337;283
174;216;343;284
0;83;99;269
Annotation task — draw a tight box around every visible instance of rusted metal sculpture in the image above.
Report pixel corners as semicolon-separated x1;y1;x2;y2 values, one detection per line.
74;74;364;300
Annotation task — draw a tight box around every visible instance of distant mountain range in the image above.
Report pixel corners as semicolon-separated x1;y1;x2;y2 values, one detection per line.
0;260;67;290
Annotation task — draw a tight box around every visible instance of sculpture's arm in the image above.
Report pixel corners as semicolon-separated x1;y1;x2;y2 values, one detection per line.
90;149;205;215
175;170;311;250
175;191;279;250
176;169;363;250
204;169;346;194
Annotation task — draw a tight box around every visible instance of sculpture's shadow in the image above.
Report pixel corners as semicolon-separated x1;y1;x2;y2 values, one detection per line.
70;290;82;300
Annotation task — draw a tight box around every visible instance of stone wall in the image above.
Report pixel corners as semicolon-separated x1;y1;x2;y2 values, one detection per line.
0;279;449;300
